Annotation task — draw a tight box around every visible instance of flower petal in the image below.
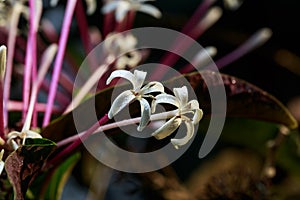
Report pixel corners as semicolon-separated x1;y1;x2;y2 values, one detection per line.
0;149;4;175
152;116;181;139
138;4;162;18
106;70;136;87
108;90;135;119
0;160;4;175
141;81;164;95
193;108;203;124
152;93;179;113
101;1;119;14
115;2;131;22
85;0;97;15
171;120;194;149
25;130;43;139
173;86;188;106
133;70;147;91
137;98;151;131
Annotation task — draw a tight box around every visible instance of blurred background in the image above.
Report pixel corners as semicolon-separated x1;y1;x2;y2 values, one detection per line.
39;0;300;199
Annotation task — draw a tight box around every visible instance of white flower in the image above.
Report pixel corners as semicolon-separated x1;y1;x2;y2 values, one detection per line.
151;86;203;149
7;129;42;150
50;0;96;15
104;33;141;69
223;0;244;10
102;0;161;22
0;149;4;175
107;69;164;131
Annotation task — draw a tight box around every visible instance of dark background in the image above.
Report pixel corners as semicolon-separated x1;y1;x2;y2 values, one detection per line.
135;0;300;104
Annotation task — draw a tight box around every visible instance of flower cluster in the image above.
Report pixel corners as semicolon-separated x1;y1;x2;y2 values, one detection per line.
107;69;203;148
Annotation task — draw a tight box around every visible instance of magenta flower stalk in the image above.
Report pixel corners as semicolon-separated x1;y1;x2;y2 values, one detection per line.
74;0;98;72
180;28;272;73
43;0;78;127
3;3;24;129
126;11;136;30
57;110;178;147
181;0;217;34
7;101;61;113
44;114;109;170
23;0;42;123
59;71;74;94
103;12;114;37
213;28;273;70
150;7;222;80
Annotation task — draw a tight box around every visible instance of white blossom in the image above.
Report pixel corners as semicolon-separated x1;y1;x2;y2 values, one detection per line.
151;86;203;149
102;0;161;22
107;69;164;131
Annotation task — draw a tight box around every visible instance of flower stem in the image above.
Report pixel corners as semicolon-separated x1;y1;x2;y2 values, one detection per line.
0;46;7;140
75;0;97;72
211;28;272;70
44;114;110;170
103;12;114;38
64;56;112;113
43;0;77;127
3;3;23;129
57;110;178;147
149;6;222;80
7;101;61;113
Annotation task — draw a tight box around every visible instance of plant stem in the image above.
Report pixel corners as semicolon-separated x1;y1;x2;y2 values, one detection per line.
64;56;112;113
75;0;96;72
0;46;7;140
211;28;272;70
57;110;178;147
43;0;77;126
44;114;110;170
3;3;23;129
7;101;61;113
149;6;222;80
103;12;114;38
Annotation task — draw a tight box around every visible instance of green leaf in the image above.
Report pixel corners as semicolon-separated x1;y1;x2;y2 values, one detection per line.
41;71;297;142
4;138;56;200
40;153;81;200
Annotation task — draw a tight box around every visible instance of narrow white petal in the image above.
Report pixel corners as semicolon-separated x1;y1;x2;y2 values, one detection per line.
137;98;151;131
193;109;203;124
141;81;164;95
154;93;179;108
188;100;200;110
115;2;131;22
224;0;244;10
86;0;97;15
171;120;194;149
133;70;147;91
0;161;4;175
152;117;181;140
7;131;21;139
106;70;136;87
108;90;135;119
138;4;161;18
25;130;43;139
101;1;119;14
173;86;188;106
0;45;7;81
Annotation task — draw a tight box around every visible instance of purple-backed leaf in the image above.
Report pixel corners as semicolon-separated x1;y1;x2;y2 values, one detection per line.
41;71;297;142
4;138;56;200
185;71;297;129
